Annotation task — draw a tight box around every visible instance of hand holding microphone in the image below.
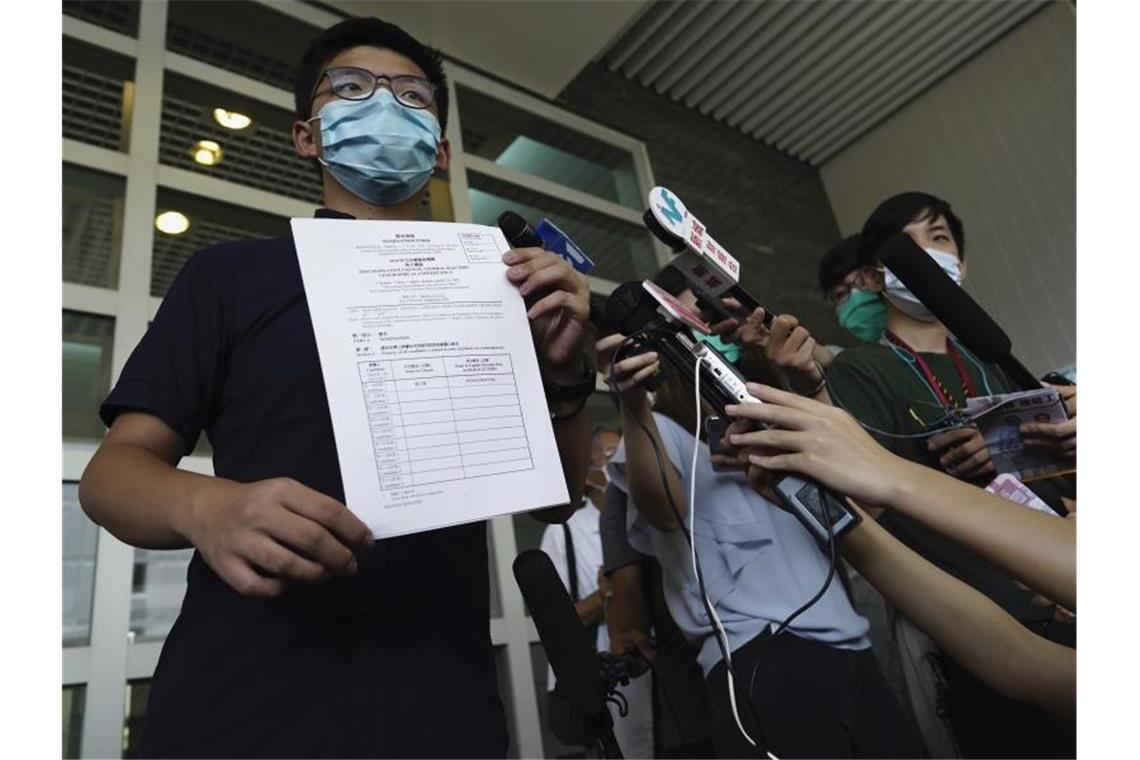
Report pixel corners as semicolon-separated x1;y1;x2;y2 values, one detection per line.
698;296;760;341
498;211;591;384
728;385;1077;612
595;333;659;401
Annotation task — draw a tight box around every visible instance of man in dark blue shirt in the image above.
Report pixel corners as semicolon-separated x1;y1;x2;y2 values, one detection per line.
79;17;593;758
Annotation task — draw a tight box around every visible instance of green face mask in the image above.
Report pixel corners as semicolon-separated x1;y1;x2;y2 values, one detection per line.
836;288;887;342
693;331;742;363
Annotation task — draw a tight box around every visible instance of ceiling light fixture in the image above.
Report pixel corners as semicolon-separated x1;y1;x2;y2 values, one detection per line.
192;139;223;166
213;108;252;130
154;211;191;235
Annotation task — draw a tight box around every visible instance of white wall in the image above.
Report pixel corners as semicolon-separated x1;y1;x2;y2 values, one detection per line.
820;2;1075;375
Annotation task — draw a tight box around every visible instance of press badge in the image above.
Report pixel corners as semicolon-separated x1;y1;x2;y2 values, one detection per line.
535;219;595;274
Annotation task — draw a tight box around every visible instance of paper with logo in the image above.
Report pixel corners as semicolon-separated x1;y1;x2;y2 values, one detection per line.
966;388;1071;482
984;473;1055;516
292;219;569;538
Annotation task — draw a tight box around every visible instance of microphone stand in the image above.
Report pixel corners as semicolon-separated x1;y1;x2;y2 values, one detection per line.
594;724;624;759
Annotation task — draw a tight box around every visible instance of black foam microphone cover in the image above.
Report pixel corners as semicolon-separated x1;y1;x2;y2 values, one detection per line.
642;209;686;252
513;550;608;726
604;282;660;336
497;210;544;249
878;234;1011;363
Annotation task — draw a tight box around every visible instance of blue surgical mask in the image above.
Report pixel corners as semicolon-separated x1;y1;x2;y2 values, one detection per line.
694;332;743;363
310;90;441;207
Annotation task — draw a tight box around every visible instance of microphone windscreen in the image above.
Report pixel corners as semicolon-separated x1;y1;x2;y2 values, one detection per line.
878;235;1011;362
513;550;605;721
605;281;660;336
642;209;686;252
497;210;544;249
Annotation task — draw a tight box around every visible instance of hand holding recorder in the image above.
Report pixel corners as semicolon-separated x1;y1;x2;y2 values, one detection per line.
726;384;1074;611
603;281;859;544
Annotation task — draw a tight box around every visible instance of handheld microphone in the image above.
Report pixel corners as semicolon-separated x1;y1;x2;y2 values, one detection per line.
604;282;859;545
877;235;1041;391
513;550;623;758
643;186;773;328
497;210;596;273
498;210;544;249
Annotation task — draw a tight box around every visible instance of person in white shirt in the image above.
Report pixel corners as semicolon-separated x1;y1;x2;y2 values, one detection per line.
598;279;914;759
540;427;622;668
540;426;655;757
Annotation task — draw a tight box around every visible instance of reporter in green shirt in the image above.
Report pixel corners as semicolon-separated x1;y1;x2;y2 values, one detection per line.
824;192;1074;759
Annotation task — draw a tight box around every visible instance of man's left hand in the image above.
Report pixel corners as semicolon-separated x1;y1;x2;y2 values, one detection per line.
504;247;590;383
927;426;996;480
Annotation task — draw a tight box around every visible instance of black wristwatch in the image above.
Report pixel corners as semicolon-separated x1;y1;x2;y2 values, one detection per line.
542;359;596;402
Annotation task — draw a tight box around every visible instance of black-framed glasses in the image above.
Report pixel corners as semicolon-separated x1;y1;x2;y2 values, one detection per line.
313;66;437;109
825;268;877;305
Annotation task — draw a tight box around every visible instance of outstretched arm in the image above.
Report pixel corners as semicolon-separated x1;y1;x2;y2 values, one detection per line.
597;333;688;531
840;507;1075;716
726;383;1075;610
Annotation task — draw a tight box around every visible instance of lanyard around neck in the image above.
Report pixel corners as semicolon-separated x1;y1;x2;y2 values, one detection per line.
884;330;978;410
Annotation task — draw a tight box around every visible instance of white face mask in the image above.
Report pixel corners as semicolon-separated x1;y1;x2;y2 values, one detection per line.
882;247;962;322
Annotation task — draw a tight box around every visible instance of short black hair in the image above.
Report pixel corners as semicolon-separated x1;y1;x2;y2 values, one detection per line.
818;235;863;297
591;424;621;439
294;17;449;133
858;192;965;266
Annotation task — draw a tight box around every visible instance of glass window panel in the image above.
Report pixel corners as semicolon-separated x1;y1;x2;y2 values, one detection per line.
130;548;194;642
63;311;114;441
159;71;322;204
530;643;589;759
151;188;290;298
63;37;134;153
122;678;151;758
166;0;319;93
63;483;99;647
494;646;519;759
63;163;126;289
63;0;140;37
62;684;86;760
457;86;641;210
512;511;550;568
489;524;503;619
467;172;659;284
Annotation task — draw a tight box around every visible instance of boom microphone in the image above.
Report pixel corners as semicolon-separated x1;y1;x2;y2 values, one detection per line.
878;234;1041;391
513;550;622;758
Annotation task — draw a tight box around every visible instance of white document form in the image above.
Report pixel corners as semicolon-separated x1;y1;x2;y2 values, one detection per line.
291;219;570;538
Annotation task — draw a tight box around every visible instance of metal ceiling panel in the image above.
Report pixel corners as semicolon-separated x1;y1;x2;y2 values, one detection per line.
602;0;1048;165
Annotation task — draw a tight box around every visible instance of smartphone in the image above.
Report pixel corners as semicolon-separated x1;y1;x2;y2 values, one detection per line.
1040;371;1075;386
643;280;713;334
706;415;735;470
